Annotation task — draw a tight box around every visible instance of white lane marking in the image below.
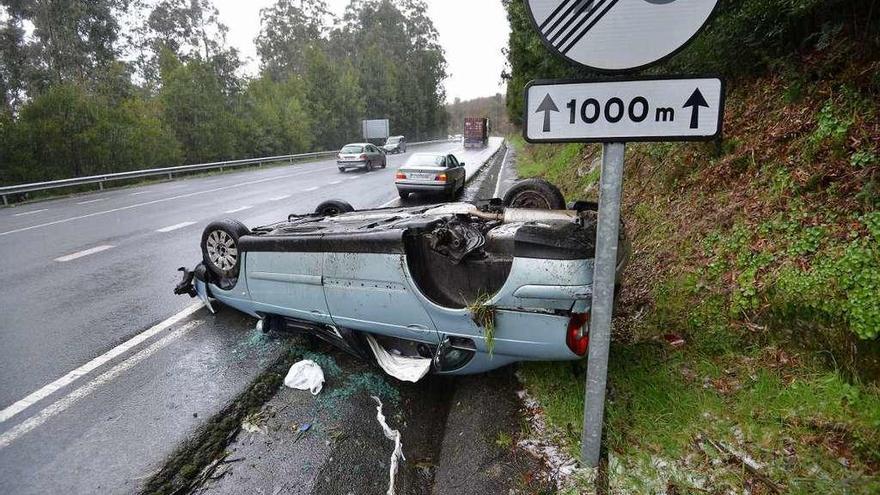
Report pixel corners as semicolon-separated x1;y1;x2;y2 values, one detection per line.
303;186;319;192
0;173;298;237
0;319;204;449
54;245;115;262
129;191;151;196
76;198;107;205
268;194;291;201
156;221;197;233
12;209;48;217
493;146;512;199
380;197;399;208
328;180;342;185
224;206;252;214
0;302;203;424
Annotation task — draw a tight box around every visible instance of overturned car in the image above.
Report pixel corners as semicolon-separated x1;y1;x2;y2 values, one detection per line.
175;179;628;379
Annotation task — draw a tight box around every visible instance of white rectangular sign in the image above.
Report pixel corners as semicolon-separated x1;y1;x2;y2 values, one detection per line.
524;77;724;143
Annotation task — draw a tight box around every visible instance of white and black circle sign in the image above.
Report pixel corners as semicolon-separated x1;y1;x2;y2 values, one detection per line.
524;0;719;72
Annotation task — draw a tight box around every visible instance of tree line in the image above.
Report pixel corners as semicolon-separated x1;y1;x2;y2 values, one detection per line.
0;0;449;186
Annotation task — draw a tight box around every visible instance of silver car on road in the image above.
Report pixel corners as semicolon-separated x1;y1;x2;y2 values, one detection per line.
337;143;387;172
395;152;465;200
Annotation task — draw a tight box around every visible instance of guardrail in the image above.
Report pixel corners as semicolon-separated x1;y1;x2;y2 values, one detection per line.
0;138;454;205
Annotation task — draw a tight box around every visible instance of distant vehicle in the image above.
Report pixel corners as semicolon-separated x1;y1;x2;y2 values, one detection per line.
383;136;407;154
174;179;630;376
463;117;489;149
362;119;390;144
395;152;465;200
337;143;387;172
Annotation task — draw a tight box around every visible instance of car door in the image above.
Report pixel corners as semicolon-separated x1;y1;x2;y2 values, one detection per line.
245;252;332;325
323;251;440;345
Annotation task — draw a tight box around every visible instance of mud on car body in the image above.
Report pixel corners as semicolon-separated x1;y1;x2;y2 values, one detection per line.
175;180;629;376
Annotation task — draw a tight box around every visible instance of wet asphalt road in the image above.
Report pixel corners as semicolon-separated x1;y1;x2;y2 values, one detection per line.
0;138;505;493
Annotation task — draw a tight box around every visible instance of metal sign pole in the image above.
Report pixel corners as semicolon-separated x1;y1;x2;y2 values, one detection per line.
581;141;625;466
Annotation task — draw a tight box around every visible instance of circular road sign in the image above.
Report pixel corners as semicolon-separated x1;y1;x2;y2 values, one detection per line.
524;0;719;72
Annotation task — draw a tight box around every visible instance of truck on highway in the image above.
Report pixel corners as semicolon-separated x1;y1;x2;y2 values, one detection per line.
362;119;390;145
463;117;489;149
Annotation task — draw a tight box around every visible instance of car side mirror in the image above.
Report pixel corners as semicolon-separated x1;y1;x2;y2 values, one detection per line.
459;162;465;167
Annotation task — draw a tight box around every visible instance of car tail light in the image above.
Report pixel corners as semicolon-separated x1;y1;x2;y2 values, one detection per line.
395;172;407;180
435;173;447;182
566;313;590;356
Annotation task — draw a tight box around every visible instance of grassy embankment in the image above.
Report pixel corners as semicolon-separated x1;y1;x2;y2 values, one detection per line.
510;49;880;493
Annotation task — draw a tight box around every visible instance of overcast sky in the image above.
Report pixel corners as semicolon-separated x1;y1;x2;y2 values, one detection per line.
212;0;510;103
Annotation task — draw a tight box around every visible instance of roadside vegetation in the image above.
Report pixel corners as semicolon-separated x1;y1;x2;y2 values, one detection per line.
504;0;880;492
0;0;448;187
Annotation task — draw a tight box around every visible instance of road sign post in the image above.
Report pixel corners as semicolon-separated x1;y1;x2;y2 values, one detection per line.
581;142;624;466
522;0;722;470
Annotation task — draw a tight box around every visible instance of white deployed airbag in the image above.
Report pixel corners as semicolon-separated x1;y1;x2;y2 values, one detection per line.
365;334;432;382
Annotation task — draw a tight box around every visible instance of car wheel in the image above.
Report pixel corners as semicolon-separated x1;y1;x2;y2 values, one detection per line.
201;219;250;280
502;178;566;209
365;161;373;172
338;167;346;173
398;190;409;201
315;200;355;216
381;158;387;168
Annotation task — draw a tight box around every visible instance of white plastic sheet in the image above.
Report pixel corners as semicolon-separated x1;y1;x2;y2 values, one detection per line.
283;360;325;395
365;334;431;382
372;396;405;495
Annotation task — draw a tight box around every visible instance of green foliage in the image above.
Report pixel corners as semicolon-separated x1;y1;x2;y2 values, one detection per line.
521;319;880;492
774;224;880;340
158;50;238;164
237;75;313;156
807;99;852;158
0;0;450;187
851;149;878;168
690;207;880;341
468;292;497;357
0;82;181;185
495;431;513;449
507;135;597;198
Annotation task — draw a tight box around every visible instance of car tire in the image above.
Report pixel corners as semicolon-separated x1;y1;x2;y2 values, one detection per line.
201;219;250;280
502;178;566;209
381;158;387;168
338;167;346;173
315;200;355;216
365;161;373;172
398;190;409;200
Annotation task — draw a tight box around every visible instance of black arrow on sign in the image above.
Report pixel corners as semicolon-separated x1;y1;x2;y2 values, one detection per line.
536;94;559;132
683;88;709;129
